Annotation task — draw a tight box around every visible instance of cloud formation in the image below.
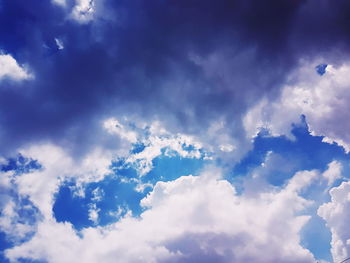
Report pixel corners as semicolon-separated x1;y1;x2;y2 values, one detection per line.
319;181;350;262
5;166;318;263
244;61;350;152
0;53;32;82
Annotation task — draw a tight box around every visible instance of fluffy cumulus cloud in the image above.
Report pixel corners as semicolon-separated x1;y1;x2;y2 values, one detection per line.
104;117;207;176
318;181;350;263
5;166;319;263
70;0;95;23
52;0;111;24
0;53;32;82
0;170;36;242
244;61;350;152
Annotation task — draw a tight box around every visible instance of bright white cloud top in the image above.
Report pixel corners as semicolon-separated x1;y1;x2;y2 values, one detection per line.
319;181;350;263
244;61;350;152
0;53;32;82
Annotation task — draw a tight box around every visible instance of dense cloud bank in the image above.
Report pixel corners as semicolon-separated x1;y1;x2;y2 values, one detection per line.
1;0;350;157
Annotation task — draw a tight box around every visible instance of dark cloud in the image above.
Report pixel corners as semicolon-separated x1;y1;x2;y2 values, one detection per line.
162;231;310;263
162;232;242;263
0;0;350;157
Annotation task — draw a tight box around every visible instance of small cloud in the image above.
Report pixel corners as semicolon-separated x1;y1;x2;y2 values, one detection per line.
219;144;235;152
88;203;100;224
91;187;104;202
103;118;138;143
55;38;64;50
0;53;33;82
322;160;342;186
51;0;66;7
70;0;95;23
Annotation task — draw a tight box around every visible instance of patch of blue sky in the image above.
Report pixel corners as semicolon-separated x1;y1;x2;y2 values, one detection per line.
0;156;41;224
0;232;12;263
181;143;196;152
52;183;92;229
110;157;136;173
0;156;42;263
53;147;208;229
232;116;349;187
17;258;47;263
315;63;328;76
86;175;144;225
298;175;346;261
112;142;209;187
0;154;41;174
232;116;349;262
141;153;207;185
0;195;40;250
53;176;144;229
130;142;146;154
301;210;332;262
296;175;335;261
12;198;40;226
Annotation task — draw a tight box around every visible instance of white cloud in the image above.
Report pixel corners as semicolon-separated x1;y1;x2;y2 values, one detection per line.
6;167;317;263
0;199;36;241
51;0;95;23
51;0;66;7
0;143;114;249
0;53;32;82
52;0;119;25
15;144;113;219
3;117;205;233
244;60;350;152
91;187;104;202
322;160;343;186
0;157;8;165
55;38;64;50
0;118;334;263
0;169;39;241
88;203;100;224
104;116;252;171
125;132;203;176
0;170;12;189
104;118;138;143
105;118;205;176
219;144;235;152
203;118;240;160
70;0;95;23
318;181;350;263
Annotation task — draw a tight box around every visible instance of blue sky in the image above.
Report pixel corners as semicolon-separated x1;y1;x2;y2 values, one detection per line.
1;1;350;263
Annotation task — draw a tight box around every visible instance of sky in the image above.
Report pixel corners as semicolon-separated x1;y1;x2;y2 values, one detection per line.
1;0;350;262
